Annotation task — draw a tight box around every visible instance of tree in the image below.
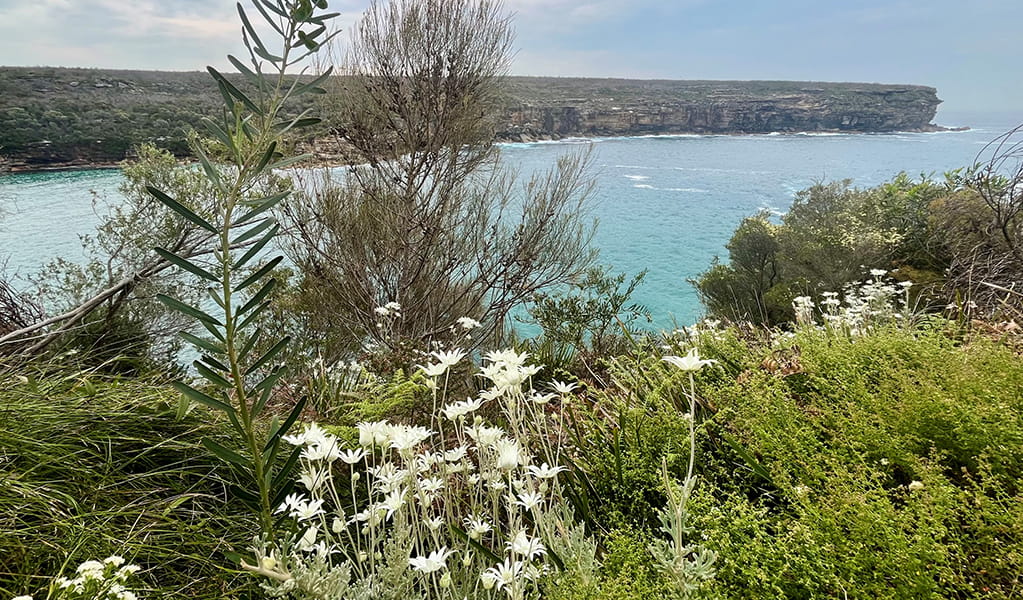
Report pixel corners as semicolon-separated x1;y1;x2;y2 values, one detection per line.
282;0;595;361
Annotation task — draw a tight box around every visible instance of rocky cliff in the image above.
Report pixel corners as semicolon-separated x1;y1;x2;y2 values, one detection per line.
0;68;944;172
498;78;942;141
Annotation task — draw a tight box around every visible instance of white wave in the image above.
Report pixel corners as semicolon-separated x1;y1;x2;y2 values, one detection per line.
624;174;650;181
632;184;709;193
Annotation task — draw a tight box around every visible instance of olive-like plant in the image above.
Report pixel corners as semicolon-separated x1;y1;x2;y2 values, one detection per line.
149;0;337;531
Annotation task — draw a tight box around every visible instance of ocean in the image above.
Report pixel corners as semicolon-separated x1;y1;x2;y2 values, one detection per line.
2;110;1017;330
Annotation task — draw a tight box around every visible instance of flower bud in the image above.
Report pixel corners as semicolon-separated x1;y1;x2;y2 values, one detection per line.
439;572;452;588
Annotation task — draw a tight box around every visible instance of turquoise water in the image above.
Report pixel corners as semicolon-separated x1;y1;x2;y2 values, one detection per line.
3;112;1017;329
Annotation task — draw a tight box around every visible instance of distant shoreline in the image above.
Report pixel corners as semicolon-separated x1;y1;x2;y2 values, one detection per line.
0;125;970;176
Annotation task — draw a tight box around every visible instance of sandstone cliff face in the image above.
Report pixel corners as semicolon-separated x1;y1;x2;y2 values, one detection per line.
499;78;942;140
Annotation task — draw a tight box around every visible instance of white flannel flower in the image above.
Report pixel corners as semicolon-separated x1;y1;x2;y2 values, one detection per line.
297;525;318;552
418;362;449;378
550;380;578;395
389;424;433;455
339;448;367;465
466;424;505;447
444;444;469;462
662;348;717;372
431;349;466;368
493;437;524;471
527;462;567;479
464;516;493;540
508;530;547;559
409;547;454;574
384;301;402;312
869;268;888;278
442;397;484;421
483;558;524;591
419;476;445;494
357;420;391;447
299;467;329;491
513;491;544;511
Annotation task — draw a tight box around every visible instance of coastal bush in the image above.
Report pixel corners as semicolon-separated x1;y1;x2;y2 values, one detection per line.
523;266;651;370
696;174;950;324
280;0;596;363
695;322;1023;599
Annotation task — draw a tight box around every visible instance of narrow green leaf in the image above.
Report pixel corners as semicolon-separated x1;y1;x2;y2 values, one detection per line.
214;80;236;114
253;383;271;419
229;483;261;506
294;67;333;96
237;4;271;58
253;141;278;175
235;256;284;293
308;12;340;24
234;191;290;225
233;224;279;270
201;320;226;343
273;117;321;134
238;279;276;317
227;54;260;84
239;329;262;363
208;67;262;115
237;301;270;331
157;294;222;326
172;381;234;414
253;44;283;63
200;354;231;373
203;438;249;467
256;0;288;17
154;247;219;282
179;332;224;355
264;396;306;450
246;336;291;376
147;186;217;233
272;446;303;489
250;0;286;32
450;525;501;563
202;118;237;155
270;479;297;509
194;360;233;389
252;365;285;393
207;288;226;310
265;153;312;171
232;218;276;246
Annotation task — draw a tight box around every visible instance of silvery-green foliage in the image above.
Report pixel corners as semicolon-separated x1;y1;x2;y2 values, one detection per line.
246;349;583;600
648;465;717;599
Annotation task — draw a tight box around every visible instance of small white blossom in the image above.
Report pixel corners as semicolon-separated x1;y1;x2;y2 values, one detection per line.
527;462;567;479
456;316;481;329
662;347;717;371
409;547;454;574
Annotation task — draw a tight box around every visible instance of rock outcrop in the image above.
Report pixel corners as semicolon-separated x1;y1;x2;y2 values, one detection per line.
498;78;942;141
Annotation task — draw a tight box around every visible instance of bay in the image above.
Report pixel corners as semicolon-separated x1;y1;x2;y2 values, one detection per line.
2;110;1017;330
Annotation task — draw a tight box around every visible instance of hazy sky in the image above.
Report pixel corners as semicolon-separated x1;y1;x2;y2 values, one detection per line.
1;0;1020;116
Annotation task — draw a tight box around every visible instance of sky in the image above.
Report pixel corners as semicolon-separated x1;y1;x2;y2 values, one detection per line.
0;0;1020;116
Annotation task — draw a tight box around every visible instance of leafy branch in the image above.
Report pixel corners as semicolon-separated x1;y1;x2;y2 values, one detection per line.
150;0;337;531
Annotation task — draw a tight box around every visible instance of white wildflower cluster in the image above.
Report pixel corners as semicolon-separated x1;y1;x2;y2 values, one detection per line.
252;349;582;600
32;556;143;600
791;270;914;335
